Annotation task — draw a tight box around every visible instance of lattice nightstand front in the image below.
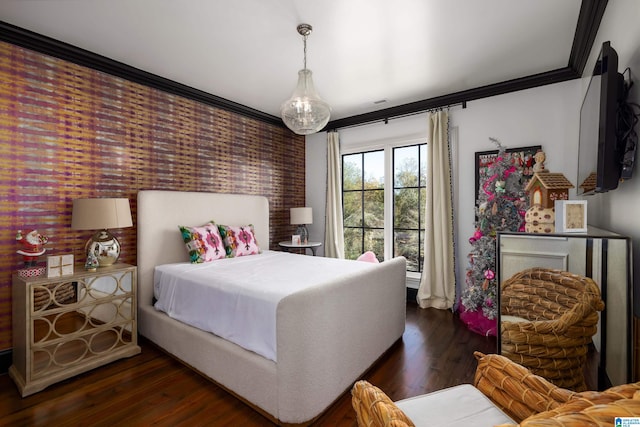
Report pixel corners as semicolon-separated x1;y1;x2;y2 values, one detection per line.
9;263;141;397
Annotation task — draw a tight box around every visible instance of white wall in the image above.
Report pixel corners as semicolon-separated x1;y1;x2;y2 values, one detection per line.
451;80;581;291
584;0;640;308
307;78;582;286
306;0;640;300
305;131;327;256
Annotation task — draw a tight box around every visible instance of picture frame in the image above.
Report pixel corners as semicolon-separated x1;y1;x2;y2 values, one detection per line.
292;235;301;245
474;145;542;202
47;254;74;278
555;200;588;233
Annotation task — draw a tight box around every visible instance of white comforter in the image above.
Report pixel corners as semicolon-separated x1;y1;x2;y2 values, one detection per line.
153;250;376;361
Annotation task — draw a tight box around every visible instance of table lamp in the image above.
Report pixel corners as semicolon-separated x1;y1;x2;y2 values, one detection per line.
71;198;133;267
290;207;312;244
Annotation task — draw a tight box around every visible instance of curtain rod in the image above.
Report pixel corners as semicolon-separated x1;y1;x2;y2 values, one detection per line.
329;101;467;132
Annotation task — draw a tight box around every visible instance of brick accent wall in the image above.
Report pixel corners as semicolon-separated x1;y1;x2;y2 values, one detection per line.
0;41;305;350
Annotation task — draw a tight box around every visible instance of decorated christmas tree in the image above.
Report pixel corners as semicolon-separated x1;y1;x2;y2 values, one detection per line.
460;138;528;336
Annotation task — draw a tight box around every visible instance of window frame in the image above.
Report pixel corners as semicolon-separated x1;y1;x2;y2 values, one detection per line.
342;150;385;261
392;143;427;273
341;137;427;279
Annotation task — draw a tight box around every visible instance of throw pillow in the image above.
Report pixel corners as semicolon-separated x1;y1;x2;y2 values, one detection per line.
179;222;226;263
218;224;260;257
357;251;380;263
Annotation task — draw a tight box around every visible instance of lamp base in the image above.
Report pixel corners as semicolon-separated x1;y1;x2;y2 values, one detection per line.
295;225;309;244
85;229;121;267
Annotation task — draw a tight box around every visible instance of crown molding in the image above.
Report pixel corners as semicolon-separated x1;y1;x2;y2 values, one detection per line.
327;67;579;130
568;0;608;75
0;0;604;133
0;21;284;128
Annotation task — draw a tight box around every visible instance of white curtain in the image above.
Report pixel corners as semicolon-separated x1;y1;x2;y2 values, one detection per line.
324;131;345;258
417;111;455;309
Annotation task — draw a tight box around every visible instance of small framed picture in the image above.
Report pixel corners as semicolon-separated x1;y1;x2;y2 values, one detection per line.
292;235;301;245
555;200;588;233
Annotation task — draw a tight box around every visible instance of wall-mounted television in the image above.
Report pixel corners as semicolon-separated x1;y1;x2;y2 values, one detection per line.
577;41;634;195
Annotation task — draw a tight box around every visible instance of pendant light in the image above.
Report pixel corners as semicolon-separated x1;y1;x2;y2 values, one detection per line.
281;24;331;135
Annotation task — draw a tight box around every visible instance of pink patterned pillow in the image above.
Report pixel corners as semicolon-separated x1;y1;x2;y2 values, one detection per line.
218;224;260;257
179;223;226;263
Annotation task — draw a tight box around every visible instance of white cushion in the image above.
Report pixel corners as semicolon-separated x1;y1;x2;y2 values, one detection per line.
501;314;528;323
395;384;515;427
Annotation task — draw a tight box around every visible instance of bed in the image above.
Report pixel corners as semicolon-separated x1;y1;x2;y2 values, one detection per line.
136;190;407;425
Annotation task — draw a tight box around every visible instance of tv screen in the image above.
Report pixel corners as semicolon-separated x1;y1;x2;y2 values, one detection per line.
577;41;624;195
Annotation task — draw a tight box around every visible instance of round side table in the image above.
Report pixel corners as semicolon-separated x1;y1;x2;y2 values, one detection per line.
278;241;322;256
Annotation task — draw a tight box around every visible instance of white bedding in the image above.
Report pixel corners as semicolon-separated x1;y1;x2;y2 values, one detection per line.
153;250;377;361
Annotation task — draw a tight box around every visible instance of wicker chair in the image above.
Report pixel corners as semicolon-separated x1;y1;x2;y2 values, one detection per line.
500;267;605;391
351;381;415;427
476;352;640;426
352;352;640;427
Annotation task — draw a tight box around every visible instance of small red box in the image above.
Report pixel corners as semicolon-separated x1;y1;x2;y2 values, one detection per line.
17;266;46;279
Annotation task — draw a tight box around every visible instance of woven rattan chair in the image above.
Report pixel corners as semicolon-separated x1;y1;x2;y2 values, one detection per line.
352;380;415;427
352;352;640;427
500;267;605;391
474;352;640;427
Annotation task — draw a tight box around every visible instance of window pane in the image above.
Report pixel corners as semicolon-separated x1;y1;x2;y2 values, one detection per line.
344;228;363;260
419;187;426;230
394;188;419;229
395;230;419;272
343;154;362;190
364;229;384;261
343;145;426;273
394;146;419;188
363;189;384;228
343;192;362;227
419;144;427;187
364;151;384;189
419;232;424;273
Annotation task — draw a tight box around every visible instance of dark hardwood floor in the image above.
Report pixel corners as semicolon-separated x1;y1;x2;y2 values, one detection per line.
0;305;499;426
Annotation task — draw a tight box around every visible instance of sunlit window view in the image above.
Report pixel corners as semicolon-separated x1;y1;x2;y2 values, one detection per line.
342;144;427;271
393;144;427;272
342;150;385;262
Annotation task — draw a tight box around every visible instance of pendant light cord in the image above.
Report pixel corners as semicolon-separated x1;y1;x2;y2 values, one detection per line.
303;33;308;71
297;23;312;72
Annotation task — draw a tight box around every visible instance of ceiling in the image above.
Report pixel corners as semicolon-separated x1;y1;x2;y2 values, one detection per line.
0;0;603;129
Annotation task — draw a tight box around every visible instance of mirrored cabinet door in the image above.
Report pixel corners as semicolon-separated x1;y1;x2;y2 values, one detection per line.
497;227;634;390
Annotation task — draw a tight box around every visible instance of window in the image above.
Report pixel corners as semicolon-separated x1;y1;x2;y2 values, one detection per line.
393;145;427;272
342;144;427;272
342;150;385;262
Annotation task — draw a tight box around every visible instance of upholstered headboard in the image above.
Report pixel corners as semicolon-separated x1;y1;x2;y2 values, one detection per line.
136;190;269;308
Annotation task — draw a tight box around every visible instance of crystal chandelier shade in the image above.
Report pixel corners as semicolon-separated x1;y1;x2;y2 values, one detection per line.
281;24;331;135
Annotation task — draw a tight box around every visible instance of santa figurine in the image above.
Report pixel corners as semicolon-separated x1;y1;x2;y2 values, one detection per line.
16;229;49;266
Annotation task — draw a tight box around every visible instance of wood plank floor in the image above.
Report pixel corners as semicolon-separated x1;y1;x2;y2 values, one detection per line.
0;304;499;426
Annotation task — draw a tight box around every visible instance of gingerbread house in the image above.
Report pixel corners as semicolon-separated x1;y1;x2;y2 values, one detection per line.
579;172;597;194
525;172;574;209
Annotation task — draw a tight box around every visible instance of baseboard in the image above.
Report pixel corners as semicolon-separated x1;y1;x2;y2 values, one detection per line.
0;349;11;374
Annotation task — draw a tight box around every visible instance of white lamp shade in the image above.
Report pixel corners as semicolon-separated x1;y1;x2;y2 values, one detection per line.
71;198;133;230
290;207;313;225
